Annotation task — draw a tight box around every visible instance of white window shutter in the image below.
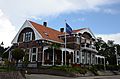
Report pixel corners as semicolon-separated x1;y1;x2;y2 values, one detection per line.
23;33;25;42
30;32;32;40
36;48;38;61
29;49;31;62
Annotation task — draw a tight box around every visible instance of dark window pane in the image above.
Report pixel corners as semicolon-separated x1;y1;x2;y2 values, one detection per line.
32;55;36;61
25;32;32;41
32;48;36;53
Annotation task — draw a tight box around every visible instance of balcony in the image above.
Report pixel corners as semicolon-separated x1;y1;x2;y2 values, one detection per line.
81;37;95;44
81;44;98;53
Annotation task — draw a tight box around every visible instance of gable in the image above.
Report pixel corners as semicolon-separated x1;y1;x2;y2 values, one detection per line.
82;32;92;39
75;28;96;40
17;27;35;42
11;20;42;44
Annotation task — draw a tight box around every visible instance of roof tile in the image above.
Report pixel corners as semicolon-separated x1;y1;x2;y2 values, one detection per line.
29;20;86;43
29;21;64;43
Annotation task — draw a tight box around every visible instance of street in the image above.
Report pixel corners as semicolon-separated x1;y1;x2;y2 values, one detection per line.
26;74;120;79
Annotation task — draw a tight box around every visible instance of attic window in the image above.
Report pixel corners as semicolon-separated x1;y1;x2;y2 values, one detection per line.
23;32;32;42
44;32;49;36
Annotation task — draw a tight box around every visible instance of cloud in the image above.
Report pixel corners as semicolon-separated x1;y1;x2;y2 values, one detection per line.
0;0;120;25
29;16;42;21
0;10;16;47
102;8;120;14
0;0;120;47
96;33;120;44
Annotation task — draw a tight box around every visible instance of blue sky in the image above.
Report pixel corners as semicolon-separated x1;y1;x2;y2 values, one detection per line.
31;6;120;34
0;0;120;47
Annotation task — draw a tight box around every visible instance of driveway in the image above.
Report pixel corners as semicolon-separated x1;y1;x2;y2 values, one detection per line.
26;74;120;79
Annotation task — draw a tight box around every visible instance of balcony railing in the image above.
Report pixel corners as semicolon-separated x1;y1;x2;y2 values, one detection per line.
81;44;98;53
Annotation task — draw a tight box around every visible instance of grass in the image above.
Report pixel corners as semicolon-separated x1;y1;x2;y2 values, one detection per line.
0;66;16;72
49;66;87;74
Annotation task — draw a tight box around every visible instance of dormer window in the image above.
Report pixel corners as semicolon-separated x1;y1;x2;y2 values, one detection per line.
23;32;32;42
44;32;49;37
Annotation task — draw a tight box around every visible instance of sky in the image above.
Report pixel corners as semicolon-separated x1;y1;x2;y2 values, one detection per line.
0;0;120;47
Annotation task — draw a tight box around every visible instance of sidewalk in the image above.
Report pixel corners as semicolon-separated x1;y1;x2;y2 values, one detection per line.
26;74;120;79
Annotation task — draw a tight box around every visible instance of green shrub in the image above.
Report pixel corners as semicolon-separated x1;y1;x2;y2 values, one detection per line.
106;65;119;71
0;65;16;72
89;66;99;76
1;59;16;72
93;64;104;70
50;66;87;74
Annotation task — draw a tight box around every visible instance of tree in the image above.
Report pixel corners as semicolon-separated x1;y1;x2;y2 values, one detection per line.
95;37;118;65
95;37;107;55
107;40;114;47
23;50;29;68
12;48;25;66
0;46;5;57
2;47;10;59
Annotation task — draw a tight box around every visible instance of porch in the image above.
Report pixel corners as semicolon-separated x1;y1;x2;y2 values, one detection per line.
42;46;74;66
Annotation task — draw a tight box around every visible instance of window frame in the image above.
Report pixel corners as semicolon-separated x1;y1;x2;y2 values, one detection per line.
31;47;38;62
23;32;32;42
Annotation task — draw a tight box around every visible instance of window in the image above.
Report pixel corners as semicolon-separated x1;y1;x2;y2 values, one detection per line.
23;49;29;61
76;51;80;63
32;48;36;53
76;37;80;44
86;44;90;47
77;51;79;55
47;53;49;60
44;32;49;37
31;47;37;62
77;58;79;63
32;55;36;61
23;32;32;42
81;44;85;47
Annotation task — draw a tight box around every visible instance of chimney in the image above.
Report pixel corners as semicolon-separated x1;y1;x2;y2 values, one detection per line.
60;28;64;32
43;22;47;27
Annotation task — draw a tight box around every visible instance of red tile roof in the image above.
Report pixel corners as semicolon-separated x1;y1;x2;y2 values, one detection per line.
29;20;86;43
59;28;86;36
29;21;64;43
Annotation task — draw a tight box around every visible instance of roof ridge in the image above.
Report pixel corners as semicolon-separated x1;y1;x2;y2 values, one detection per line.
73;28;87;31
28;20;87;33
28;20;61;33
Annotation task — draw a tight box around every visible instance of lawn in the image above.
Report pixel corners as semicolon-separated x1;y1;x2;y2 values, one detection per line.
0;66;16;72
